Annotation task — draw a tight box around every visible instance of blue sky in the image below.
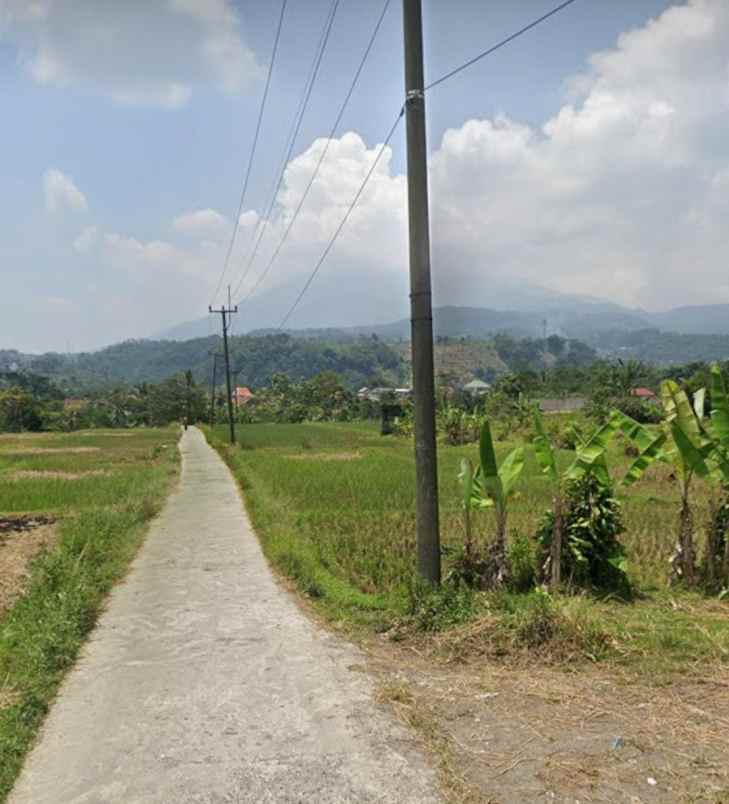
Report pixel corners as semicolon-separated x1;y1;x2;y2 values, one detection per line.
5;0;729;352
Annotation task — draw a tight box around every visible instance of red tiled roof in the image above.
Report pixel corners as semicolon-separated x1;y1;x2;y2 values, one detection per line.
630;387;656;398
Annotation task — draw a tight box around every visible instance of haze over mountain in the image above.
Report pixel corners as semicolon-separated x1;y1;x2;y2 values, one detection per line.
156;276;729;343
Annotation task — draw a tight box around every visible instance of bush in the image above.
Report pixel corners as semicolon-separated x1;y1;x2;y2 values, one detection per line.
536;474;631;597
507;531;536;592
408;580;477;632
612;395;663;424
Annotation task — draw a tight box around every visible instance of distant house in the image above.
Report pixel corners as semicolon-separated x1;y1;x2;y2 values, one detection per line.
63;398;88;412
630;387;657;400
539;397;587;414
357;387;412;403
233;386;253;406
463;379;490;396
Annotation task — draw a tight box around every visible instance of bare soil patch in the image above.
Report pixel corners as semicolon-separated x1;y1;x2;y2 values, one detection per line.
9;470;111;481
365;639;729;804
0;516;58;617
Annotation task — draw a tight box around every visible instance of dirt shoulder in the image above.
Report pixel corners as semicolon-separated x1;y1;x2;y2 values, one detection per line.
362;635;729;804
0;517;57;617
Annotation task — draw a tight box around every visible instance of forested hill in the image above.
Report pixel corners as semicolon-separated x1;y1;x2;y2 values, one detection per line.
2;335;407;392
2;333;595;393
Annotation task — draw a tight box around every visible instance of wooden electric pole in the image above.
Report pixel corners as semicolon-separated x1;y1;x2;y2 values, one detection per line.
209;300;238;445
403;0;440;584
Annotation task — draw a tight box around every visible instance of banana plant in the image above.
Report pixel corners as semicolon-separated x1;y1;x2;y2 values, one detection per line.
533;410;564;588
459;420;524;567
617;380;712;586
477;418;525;555
533;409;627;588
457;458;483;561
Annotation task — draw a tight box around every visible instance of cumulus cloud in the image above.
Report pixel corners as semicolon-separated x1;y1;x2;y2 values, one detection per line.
1;0;259;107
426;0;729;310
44;168;88;213
214;0;729;315
53;0;729;342
173;208;229;241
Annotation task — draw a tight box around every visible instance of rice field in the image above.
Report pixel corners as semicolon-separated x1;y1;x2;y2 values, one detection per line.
207;420;729;673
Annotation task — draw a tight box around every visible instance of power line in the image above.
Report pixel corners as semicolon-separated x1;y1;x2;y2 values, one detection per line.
228;3;338;340
210;0;288;306
229;0;341;303
278;107;404;330
274;0;582;328
425;0;579;91
241;0;393;307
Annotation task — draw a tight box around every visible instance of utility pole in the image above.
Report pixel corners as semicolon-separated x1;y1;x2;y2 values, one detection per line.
208;351;220;427
209;295;238;445
403;0;440;585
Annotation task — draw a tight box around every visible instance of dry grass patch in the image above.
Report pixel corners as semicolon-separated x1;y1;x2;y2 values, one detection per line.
0;686;20;711
286;451;362;461
367;636;729;804
8;470;111;481
0;517;58;616
0;447;100;456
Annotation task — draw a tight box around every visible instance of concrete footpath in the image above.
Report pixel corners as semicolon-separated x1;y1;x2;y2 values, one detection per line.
10;427;440;804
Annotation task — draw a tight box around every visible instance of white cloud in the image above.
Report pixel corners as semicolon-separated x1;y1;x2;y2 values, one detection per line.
47;0;729;344
73;225;98;252
1;0;260;107
43;168;88;213
173;208;229;241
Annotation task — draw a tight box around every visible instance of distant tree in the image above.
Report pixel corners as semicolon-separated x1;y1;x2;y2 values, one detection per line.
0;387;42;431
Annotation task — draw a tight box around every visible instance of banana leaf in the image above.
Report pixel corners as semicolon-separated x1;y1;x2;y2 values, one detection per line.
499;447;525;497
566;415;619;482
622;431;668;487
533;409;558;482
671;420;710;478
612;410;663;453
479;419;504;508
693;388;706;422
710;363;729;449
458;458;476;510
662;380;702;441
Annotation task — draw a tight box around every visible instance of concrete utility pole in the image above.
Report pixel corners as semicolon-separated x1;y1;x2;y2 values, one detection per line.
209;299;238;445
208;351;221;427
403;0;440;584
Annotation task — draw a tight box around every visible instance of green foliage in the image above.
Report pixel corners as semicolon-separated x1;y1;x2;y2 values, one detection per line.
536;474;630;596
611;395;663;424
408;581;477;632
507;531;536;592
241;372;363;424
8;333;407;394
0;387;42;432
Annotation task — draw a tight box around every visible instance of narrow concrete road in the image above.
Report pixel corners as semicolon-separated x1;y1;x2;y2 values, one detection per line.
10;428;440;804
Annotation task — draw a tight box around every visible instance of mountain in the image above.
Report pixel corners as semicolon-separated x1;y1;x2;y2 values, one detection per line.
155;271;647;343
647;305;729;335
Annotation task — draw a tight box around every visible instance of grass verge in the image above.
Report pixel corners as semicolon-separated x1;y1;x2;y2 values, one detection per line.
0;429;178;801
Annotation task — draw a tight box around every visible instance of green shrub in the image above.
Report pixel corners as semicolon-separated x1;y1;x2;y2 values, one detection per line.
536;474;631;597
